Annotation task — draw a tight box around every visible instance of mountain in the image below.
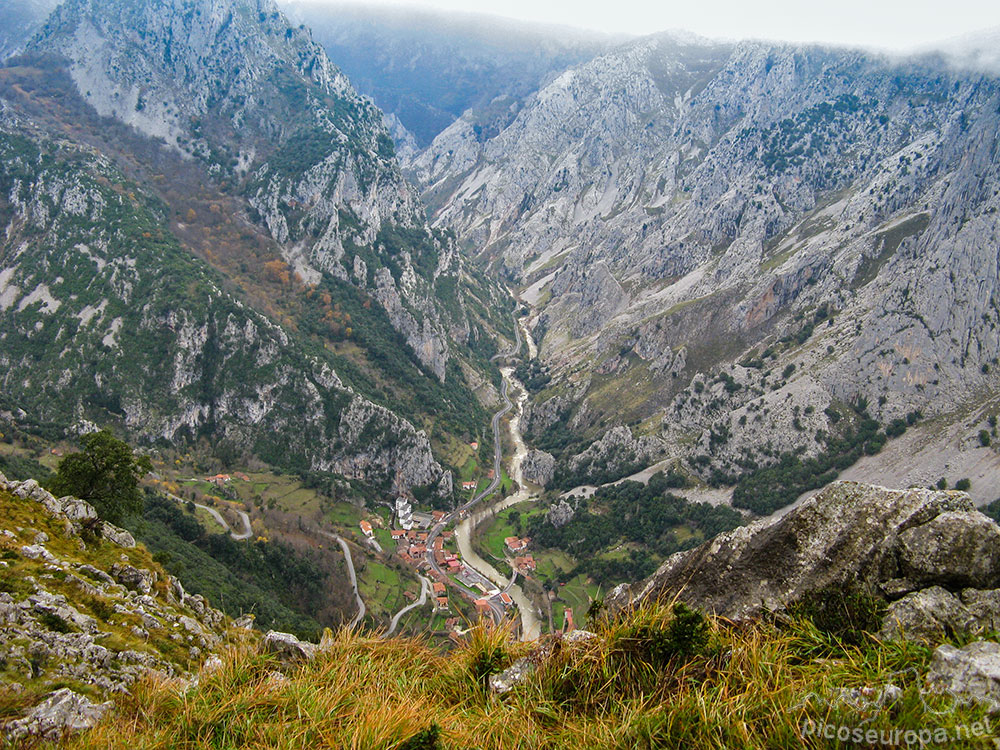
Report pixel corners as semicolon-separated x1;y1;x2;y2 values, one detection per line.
415;32;1000;505
0;0;58;62
0;0;513;494
279;1;618;148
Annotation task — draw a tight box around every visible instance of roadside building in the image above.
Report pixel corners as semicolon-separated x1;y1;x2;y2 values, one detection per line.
504;536;529;553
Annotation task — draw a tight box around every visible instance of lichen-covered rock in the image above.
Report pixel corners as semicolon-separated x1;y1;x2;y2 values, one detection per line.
898;512;1000;590
880;586;978;642
606;482;990;621
3;688;112;741
959;590;1000;633
262;631;317;663
926;641;1000;713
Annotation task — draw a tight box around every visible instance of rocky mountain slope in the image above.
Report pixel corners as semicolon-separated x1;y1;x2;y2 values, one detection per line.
0;110;447;492
415;33;1000;502
0;471;231;740
0;0;58;62
279;1;616;150
0;0;513;493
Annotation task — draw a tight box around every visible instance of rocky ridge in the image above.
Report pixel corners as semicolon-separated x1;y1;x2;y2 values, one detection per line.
0;471;231;740
25;0;492;383
0;121;447;491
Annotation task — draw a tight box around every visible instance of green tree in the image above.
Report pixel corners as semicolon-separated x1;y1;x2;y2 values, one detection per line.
48;429;152;524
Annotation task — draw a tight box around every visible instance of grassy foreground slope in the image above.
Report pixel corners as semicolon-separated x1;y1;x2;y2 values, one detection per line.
59;604;996;750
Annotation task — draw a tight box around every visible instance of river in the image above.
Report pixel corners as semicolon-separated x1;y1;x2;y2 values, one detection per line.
455;317;543;640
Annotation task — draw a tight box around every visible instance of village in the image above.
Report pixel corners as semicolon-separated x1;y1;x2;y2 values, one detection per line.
355;488;537;641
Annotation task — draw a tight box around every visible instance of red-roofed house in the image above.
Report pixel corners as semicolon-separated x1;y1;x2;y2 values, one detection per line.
504;536;528;553
514;555;536;573
359;520;373;538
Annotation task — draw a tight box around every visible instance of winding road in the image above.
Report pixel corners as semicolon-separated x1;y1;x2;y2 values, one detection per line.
168;494;253;540
318;530;366;628
385;575;431;636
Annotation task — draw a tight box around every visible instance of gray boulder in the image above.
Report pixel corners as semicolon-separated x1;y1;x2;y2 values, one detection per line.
101;523;136;548
606;482;991;619
960;589;1000;632
899;511;1000;590
4;688;112;741
926;641;1000;713
110;564;155;594
880;586;978;642
262;631;317;663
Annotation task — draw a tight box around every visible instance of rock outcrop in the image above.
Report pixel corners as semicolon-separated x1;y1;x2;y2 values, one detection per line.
262;630;317;664
0;473;230;741
606;482;1000;641
4;688;112;742
521;449;556;488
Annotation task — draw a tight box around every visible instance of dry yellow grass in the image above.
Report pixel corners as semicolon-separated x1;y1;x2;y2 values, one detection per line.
40;602;995;750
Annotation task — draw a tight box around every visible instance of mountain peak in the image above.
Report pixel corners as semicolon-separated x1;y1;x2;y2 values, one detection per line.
30;0;354;151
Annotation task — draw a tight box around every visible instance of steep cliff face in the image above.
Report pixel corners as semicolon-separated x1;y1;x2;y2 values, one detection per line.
0;0;515;489
417;33;1000;496
0;115;444;491
27;0;482;383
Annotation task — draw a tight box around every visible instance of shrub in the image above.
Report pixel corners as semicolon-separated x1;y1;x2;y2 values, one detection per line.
398;724;441;750
980;430;991;447
789;583;885;648
955;478;972;491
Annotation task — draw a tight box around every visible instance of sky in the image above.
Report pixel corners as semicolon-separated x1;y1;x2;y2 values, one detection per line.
326;0;1000;51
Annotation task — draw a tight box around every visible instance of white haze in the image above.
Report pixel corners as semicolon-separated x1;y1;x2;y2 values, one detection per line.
293;0;1000;52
